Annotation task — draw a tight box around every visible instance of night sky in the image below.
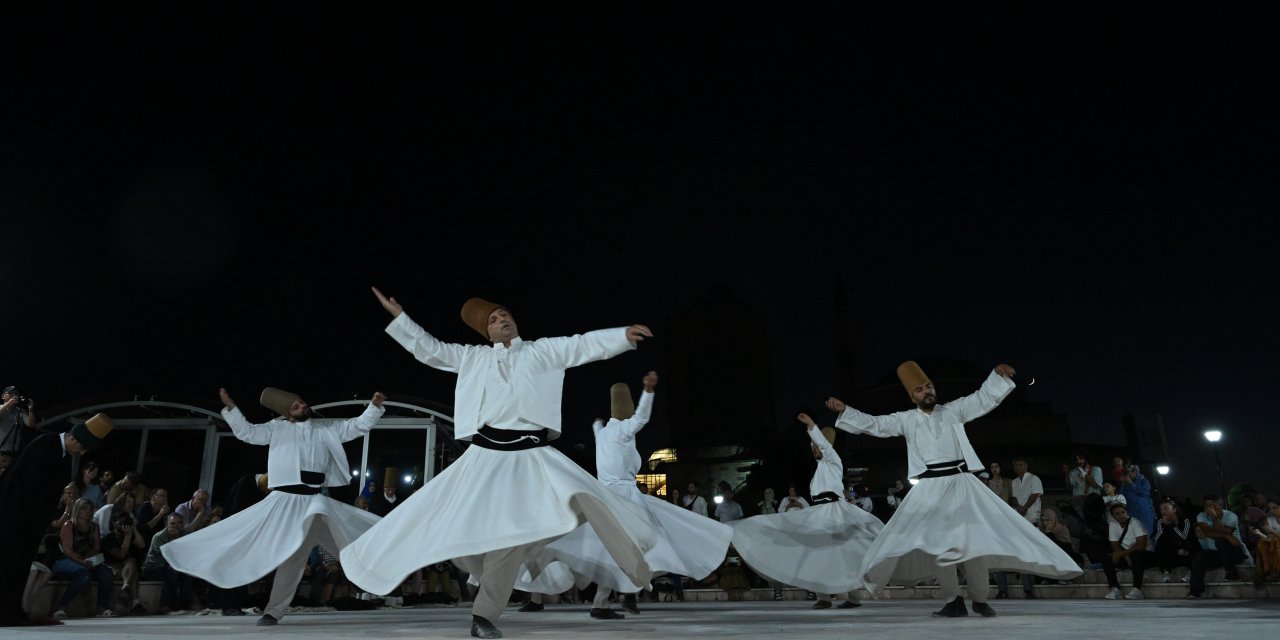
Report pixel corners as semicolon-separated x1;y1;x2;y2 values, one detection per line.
4;5;1276;499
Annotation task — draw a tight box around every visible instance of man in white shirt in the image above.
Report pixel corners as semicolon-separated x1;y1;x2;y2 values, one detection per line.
715;482;744;524
341;289;657;639
1102;503;1152;599
1011;458;1043;525
682;481;708;517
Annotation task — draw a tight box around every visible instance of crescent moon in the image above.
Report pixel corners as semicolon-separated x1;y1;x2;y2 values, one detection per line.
1027;377;1036;386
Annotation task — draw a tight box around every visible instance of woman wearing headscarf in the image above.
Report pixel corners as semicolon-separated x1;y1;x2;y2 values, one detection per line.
1119;465;1155;535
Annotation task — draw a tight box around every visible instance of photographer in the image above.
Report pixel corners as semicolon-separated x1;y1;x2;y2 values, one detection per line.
102;511;148;613
0;386;36;453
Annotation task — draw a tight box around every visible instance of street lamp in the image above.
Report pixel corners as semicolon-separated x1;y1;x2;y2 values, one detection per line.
1204;429;1226;499
1155;465;1170;476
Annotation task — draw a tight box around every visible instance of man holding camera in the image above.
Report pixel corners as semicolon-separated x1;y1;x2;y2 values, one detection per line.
0;386;36;453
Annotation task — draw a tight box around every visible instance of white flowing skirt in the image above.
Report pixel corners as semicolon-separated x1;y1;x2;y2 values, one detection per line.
859;473;1082;594
730;500;883;594
161;491;380;589
340;444;658;596
517;483;734;594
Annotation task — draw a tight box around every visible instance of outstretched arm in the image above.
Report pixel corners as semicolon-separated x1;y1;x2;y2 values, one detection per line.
376;287;469;372
220;388;271;446
535;326;640;369
826;397;905;438
333;392;388;442
946;366;1017;422
620;371;658;436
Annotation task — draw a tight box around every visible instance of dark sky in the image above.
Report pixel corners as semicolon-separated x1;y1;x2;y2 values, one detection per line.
3;5;1276;499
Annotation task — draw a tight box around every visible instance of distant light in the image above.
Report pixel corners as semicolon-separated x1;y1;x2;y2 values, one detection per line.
364;471;371;477
908;478;920;485
1156;465;1170;475
403;475;413;484
713;495;724;504
1204;430;1223;443
351;470;359;477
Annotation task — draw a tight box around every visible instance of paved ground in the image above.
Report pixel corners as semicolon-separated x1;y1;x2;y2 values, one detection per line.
7;599;1279;640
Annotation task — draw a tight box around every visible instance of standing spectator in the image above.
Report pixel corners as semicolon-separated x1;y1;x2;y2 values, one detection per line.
851;484;874;513
1151;500;1197;583
51;498;115;618
780;484;808;512
173;489;211;534
758;488;777;515
105;471;148;508
359;479;377;501
1010;458;1043;525
135;488;171;541
1189;495;1249;598
141;514;194;612
1120;465;1156;535
1102;503;1152;599
77;462;104;509
1102;482;1127;524
1250;502;1280;585
1066;454;1103;509
885;480;905;514
715;482;744;524
101;511;148;614
0;386;36;453
984;462;1012;504
681;481;709;517
1110;457;1127;483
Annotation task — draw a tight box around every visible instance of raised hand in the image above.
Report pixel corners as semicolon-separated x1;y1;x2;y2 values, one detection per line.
372;392;387;407
626;324;653;343
372;286;404;318
825;397;846;414
796;412;816;428
219;388;235;410
643;371;658;391
995;364;1016;378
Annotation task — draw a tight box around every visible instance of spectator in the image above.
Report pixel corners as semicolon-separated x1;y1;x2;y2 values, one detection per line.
360;479;377;501
780;484;808;512
1101;482;1127;525
1119;465;1156;535
354;495;371;511
983;461;1012;503
636;481;649;496
141;513;194;612
851;484;874;513
105;471;148;508
1010;458;1043;525
173;489;212;534
96;469;116;500
1040;508;1076;559
1250;502;1280;585
95;493;138;537
51;498;116;618
77;462;104;509
1110;457;1127;483
306;546;348;605
51;483;81;533
714;481;744;524
1101;502;1152;600
0;386;36;453
758;487;777;515
681;481;709;517
423;561;458;601
885;480;905;513
101;511;148;614
1151;500;1197;583
1077;493;1110;569
0;450;13;479
1066;454;1103;509
135;488;171;541
1189;495;1248;598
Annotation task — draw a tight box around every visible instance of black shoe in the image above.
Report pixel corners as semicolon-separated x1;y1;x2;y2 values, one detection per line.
812;600;832;609
994;592;1008;599
590;608;625;619
471;615;503;638
517;601;543;613
836;600;861;609
256;614;278;626
932;597;968;618
972;602;997;617
1023;590;1037;599
221;608;244;616
621;595;640;615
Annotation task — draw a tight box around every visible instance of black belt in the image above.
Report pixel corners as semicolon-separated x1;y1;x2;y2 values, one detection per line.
915;460;969;479
810;491;842;505
472;426;550;451
274;484;322;495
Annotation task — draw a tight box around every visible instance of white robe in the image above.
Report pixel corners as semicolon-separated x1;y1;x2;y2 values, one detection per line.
834;370;1082;593
517;391;734;594
162;403;385;587
730;427;883;594
340;315;658;597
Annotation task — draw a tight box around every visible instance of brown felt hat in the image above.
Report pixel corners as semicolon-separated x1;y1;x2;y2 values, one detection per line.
260;387;301;418
610;383;635;420
68;413;114;450
460;298;506;341
896;361;932;398
384;467;400;488
821;427;836;445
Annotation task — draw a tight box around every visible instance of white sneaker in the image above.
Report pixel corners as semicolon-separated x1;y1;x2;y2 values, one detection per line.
1104;588;1122;600
1125;589;1144;600
1161;573;1172;583
53;610;68;619
1180;574;1191;583
97;609;117;617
